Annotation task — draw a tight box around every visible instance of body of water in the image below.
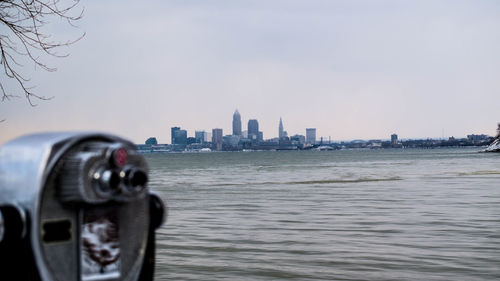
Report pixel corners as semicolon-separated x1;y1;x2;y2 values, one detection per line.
147;148;500;280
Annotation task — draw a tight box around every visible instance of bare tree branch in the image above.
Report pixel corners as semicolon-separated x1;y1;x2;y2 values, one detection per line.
0;0;84;106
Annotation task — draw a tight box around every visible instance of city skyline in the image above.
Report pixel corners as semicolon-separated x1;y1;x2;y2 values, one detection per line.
139;114;492;152
162;109;320;148
1;1;499;145
150;108;495;145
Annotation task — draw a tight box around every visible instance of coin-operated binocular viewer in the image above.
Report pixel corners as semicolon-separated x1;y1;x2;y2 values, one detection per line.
0;133;166;281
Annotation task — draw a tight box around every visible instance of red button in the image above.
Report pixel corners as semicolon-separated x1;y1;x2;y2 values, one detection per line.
114;148;128;167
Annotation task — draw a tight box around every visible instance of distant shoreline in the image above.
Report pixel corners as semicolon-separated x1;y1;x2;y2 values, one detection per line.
137;144;489;154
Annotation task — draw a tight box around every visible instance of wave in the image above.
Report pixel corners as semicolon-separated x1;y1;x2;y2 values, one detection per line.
209;177;402;187
457;170;500;176
286;177;402;185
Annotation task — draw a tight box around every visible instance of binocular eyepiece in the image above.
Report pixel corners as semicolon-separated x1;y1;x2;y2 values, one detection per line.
58;142;149;204
0;132;166;281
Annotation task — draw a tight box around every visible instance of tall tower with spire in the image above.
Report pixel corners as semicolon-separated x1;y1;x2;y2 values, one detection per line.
233;110;242;136
279;117;284;139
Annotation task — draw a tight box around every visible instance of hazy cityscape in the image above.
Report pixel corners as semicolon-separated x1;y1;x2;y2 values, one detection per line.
138;109;494;153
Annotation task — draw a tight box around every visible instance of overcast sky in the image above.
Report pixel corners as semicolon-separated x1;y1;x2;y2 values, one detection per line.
1;0;499;144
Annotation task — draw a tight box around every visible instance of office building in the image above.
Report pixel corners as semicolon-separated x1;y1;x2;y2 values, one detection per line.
195;130;206;143
306;128;316;144
391;134;398;145
174;129;187;145
233;110;242;136
248;119;259;140
171;126;187;148
171;127;180;144
212;128;223;151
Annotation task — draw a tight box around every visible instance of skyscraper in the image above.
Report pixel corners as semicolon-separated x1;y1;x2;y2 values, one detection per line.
306;128;316;144
279;117;284;139
248;119;259;140
233;110;242;136
212;128;223;151
171;127;180;144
